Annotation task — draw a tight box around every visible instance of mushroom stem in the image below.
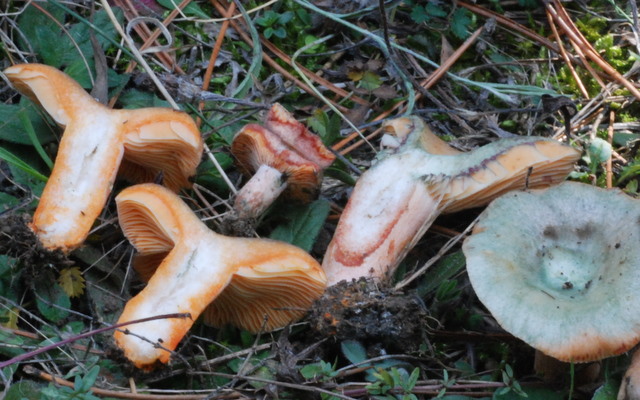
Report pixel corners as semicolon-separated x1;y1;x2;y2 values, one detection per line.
323;116;580;286
619;348;640;400
233;164;287;219
4;64;202;252
114;184;325;368
323;151;444;285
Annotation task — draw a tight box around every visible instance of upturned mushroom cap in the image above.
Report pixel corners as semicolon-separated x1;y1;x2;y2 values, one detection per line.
264;103;335;169
114;183;325;368
4;63;203;251
230;104;336;219
382;116;582;213
463;182;640;363
323;115;580;286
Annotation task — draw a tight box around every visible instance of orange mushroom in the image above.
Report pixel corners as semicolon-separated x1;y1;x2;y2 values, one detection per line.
114;183;326;369
231;104;335;219
4;63;203;252
323;116;581;286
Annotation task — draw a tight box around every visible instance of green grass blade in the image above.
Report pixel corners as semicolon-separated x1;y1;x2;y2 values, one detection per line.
0;146;48;182
19;110;53;170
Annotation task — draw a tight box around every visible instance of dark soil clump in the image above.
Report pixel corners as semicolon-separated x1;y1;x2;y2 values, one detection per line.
308;279;430;353
0;213;72;273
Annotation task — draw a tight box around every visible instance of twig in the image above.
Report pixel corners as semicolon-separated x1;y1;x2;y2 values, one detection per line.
545;8;589;98
395;215;480;291
101;0;238;194
198;0;236;124
458;1;560;53
207;0;351;112
334;24;484;154
546;0;640;100
0;313;190;369
190;371;358;400
607;109;615;188
23;365;230;400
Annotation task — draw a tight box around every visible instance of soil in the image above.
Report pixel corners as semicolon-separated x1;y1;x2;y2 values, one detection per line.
308;278;431;354
0;213;72;274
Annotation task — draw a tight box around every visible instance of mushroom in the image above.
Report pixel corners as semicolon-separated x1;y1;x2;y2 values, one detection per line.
323;116;580;286
3;63;203;252
230;103;335;219
463;182;640;363
113;183;326;368
619;348;640;400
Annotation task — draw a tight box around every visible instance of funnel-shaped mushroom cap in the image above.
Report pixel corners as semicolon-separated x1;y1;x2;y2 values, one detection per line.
323;115;580;286
383;116;582;213
4;63;202;251
463;182;640;363
114;184;325;368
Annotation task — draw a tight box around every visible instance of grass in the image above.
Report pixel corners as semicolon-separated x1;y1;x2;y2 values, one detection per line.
1;1;639;399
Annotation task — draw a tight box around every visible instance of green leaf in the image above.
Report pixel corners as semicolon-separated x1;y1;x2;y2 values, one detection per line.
79;366;100;393
195;152;234;194
450;8;472;39
19;4;122;71
341;340;368;364
410;6;430;24
592;379;618;400
416;251;466;297
119;89;172;109
35;281;71;323
4;380;45;400
0;99;55;145
493;387;562;400
269;199;330;252
426;3;448;18
0;193;19;212
278;11;294;24
0;329;26;358
359;71;382;91
272;27;287;39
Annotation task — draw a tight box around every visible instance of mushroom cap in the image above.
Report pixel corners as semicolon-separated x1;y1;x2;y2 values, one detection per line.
231;124;322;202
202;238;327;332
4;63;203;251
264;103;335;169
382;116;582;213
4;63;203;193
117;107;203;191
4;63;96;126
439;138;581;213
118;184;326;335
381;116;462;155
463;182;640;362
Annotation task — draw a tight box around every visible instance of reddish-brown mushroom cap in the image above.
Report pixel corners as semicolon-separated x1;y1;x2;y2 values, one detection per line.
114;183;326;368
3;63;203;252
230;105;335;219
232;123;322;203
264;103;335;169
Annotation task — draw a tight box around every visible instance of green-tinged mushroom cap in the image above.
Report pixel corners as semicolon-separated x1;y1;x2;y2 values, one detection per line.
463;182;640;362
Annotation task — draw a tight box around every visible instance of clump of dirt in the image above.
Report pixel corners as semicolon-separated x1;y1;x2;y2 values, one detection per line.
308;279;431;353
0;214;72;273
